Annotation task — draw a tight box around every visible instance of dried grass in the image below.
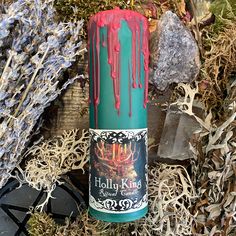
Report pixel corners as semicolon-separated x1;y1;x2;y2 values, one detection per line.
200;21;236;113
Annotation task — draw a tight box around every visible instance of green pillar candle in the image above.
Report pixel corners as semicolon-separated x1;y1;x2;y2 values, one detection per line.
88;8;149;222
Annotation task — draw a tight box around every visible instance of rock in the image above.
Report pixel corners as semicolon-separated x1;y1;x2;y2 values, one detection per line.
157;106;201;161
151;11;200;91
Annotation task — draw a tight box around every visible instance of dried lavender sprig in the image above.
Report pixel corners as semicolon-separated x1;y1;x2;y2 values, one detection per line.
0;0;84;188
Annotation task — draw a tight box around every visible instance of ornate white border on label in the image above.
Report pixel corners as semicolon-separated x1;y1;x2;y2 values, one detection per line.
89;128;148;214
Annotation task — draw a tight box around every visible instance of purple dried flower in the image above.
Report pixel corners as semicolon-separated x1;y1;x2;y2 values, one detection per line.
0;0;84;188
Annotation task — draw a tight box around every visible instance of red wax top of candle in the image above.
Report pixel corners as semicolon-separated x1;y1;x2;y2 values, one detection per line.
88;8;149;128
89;8;148;27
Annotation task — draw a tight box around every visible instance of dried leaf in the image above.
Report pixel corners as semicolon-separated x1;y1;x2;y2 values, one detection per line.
204;110;213;130
205;204;222;219
176;0;186;16
223;193;235;208
206;113;236;153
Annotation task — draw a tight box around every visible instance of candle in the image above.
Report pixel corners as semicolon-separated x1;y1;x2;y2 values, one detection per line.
89;8;149;222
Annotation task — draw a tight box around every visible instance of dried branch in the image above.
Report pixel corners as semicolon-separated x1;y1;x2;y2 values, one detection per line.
190;0;203;56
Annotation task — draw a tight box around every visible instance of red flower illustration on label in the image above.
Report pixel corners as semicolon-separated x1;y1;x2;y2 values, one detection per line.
94;141;140;180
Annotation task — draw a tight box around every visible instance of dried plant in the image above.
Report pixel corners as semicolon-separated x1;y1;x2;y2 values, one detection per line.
28;163;197;235
55;211;111;236
180;5;236;233
53;0;191;39
200;21;236;113
17;129;89;211
184;0;236;114
172;82;236;235
0;0;85;188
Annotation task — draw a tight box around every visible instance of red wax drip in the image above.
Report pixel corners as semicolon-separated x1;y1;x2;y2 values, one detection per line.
141;19;149;108
128;61;132;117
137;29;142;88
129;23;137;88
109;20;121;113
89;9;149;126
102;34;106;47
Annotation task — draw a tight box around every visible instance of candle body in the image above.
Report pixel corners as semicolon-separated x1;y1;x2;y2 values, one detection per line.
88;9;149;222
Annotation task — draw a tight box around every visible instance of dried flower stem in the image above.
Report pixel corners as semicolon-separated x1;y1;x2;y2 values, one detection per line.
0;51;13;84
8;46;50;126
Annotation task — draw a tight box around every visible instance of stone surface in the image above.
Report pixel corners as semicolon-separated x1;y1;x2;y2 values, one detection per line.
151;11;200;91
157;106;200;160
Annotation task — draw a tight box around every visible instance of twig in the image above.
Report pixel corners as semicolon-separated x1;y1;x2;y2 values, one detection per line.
0;51;13;88
190;0;203;56
8;46;50;126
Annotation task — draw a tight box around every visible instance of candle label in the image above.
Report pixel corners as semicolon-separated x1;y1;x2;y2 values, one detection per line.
89;128;148;214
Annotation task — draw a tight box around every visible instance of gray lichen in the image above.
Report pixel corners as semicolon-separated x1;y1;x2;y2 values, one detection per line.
151;11;200;91
0;0;84;188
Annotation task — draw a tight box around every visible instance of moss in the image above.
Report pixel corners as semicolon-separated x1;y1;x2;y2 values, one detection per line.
54;0;133;38
210;0;236;19
27;212;57;236
210;0;236;33
54;0;188;39
27;211;111;236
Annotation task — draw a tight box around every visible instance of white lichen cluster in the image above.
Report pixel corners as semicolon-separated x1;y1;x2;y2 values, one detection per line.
102;164;197;236
20;129;89;211
133;163;197;236
0;0;84;188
